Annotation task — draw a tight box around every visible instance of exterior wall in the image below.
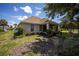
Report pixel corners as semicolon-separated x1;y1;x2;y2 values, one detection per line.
0;26;8;29
23;23;54;33
23;23;31;32
23;23;40;33
0;26;3;29
0;26;8;32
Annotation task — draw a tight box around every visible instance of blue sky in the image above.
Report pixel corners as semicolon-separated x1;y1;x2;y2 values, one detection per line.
0;3;65;26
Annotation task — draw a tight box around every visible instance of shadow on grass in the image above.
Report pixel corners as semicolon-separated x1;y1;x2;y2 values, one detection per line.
29;32;79;56
30;39;54;56
59;44;79;56
29;36;63;56
58;32;79;56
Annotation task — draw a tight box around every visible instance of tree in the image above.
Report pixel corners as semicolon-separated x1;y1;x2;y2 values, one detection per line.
74;16;79;33
68;21;77;32
14;24;17;28
0;19;8;31
43;4;79;55
44;3;79;19
60;20;69;31
60;19;77;33
44;3;79;32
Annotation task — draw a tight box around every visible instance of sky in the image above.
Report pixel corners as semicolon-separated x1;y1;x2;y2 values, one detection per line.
0;3;66;26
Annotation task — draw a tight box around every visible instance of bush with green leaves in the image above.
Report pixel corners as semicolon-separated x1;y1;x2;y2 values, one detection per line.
46;29;54;37
14;27;23;36
38;29;53;37
44;29;61;37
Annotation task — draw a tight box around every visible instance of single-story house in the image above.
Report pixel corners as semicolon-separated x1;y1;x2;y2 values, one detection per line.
19;16;58;33
0;25;9;32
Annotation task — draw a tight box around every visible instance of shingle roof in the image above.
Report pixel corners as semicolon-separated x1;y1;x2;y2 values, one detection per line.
22;16;46;24
22;16;57;25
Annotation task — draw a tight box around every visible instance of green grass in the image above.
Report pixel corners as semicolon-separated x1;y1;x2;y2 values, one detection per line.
61;29;78;33
0;30;44;56
0;30;79;56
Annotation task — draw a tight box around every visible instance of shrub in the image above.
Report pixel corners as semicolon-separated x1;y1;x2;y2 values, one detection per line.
8;27;13;30
25;32;35;36
45;29;52;34
0;28;3;32
43;29;61;37
14;27;23;36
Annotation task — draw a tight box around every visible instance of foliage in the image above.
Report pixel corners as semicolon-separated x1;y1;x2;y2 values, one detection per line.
0;30;43;55
60;20;77;30
45;29;53;34
60;45;79;56
0;19;8;31
25;32;35;36
14;24;17;28
0;19;8;26
8;26;13;30
44;3;79;20
44;3;79;33
14;27;23;36
39;29;60;37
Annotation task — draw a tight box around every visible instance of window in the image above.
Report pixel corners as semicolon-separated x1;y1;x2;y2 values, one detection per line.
31;24;34;31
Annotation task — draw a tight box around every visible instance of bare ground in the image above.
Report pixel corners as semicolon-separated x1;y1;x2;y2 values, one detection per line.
10;36;60;56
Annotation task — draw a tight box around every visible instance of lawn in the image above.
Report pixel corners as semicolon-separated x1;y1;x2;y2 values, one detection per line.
61;29;78;34
0;30;79;56
0;30;44;56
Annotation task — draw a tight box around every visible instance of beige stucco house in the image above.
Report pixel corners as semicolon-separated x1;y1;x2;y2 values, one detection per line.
19;16;58;33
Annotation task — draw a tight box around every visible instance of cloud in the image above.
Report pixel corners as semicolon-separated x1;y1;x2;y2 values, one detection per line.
8;20;16;27
35;11;41;16
35;7;41;10
11;16;28;21
17;16;28;21
13;6;19;12
20;6;32;14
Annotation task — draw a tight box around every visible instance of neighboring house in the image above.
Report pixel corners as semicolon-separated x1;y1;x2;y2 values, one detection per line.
20;16;58;33
0;25;9;32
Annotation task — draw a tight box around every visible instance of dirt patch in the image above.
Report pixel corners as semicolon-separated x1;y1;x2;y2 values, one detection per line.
10;40;39;56
10;37;60;56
